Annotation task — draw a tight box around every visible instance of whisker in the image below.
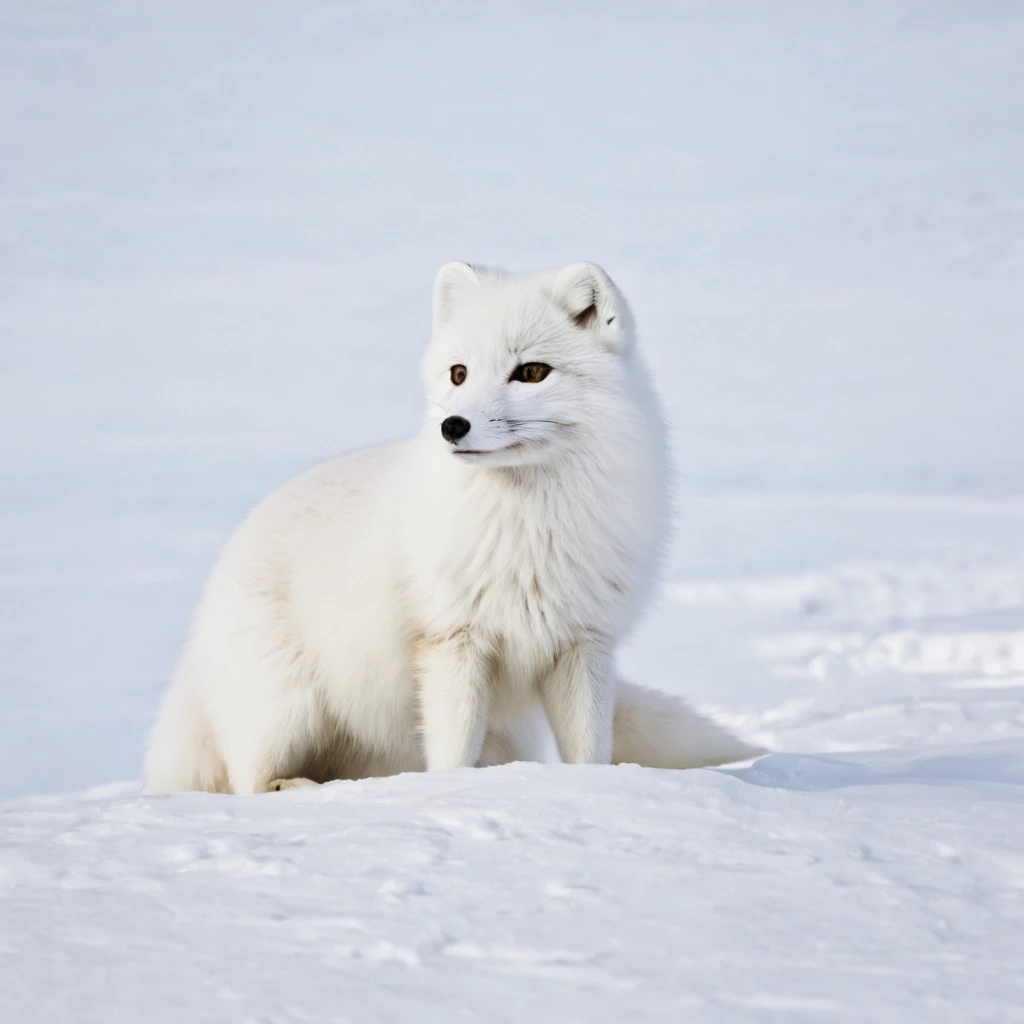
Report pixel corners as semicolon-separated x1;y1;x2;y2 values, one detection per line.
505;419;576;428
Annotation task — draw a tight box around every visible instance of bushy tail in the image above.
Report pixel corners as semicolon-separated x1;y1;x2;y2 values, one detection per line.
613;679;763;769
143;675;228;794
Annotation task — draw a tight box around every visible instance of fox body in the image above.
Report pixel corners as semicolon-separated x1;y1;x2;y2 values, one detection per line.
144;262;758;794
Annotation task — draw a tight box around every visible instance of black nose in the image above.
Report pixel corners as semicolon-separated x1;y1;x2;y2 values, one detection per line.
441;415;471;444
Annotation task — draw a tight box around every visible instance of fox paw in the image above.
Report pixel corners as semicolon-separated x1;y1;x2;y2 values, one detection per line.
267;777;319;792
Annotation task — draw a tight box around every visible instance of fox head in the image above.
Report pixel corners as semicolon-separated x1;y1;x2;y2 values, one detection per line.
421;262;647;468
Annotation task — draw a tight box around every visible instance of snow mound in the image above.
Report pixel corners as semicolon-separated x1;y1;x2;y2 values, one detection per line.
3;750;1023;1022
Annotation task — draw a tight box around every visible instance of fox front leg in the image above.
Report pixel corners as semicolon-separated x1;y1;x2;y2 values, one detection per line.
540;635;615;764
415;632;491;771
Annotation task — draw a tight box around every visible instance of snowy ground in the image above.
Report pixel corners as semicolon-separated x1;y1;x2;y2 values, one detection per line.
5;747;1024;1023
2;3;1023;1021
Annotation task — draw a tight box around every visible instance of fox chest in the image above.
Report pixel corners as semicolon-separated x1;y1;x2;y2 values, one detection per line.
420;506;639;655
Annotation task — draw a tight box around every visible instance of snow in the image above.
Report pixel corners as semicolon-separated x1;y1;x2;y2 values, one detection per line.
5;751;1024;1022
1;2;1023;1020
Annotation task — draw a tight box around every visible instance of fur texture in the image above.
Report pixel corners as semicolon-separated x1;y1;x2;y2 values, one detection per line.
144;262;760;794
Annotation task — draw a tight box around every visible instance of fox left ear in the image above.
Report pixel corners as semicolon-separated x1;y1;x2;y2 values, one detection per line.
433;261;480;333
550;262;630;353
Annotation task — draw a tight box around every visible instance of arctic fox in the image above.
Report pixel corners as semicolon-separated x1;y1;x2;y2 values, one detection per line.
144;261;759;794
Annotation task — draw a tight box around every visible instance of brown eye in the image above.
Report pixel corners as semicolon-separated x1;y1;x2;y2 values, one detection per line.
450;364;467;386
510;362;552;384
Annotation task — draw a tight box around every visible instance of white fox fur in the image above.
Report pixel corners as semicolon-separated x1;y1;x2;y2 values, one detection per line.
144;261;760;794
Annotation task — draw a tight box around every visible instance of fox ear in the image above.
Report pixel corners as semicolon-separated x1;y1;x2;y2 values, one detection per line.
550;262;629;352
433;261;480;332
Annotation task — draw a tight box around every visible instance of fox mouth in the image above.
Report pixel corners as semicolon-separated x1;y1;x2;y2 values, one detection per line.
452;441;529;457
446;422;573;459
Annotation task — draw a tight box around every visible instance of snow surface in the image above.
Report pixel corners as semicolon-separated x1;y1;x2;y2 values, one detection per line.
5;750;1024;1023
2;2;1023;1021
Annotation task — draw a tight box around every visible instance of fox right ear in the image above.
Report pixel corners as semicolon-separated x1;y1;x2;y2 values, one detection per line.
551;262;631;353
433;262;480;332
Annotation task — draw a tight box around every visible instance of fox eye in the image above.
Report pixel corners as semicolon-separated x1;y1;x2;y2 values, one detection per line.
450;364;467;386
510;362;552;384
